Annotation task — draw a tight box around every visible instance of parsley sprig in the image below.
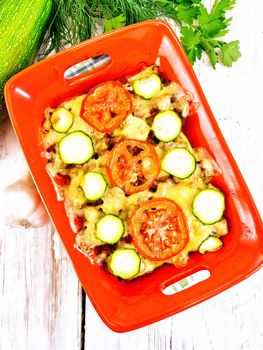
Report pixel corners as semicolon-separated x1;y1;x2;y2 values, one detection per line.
176;0;241;67
40;0;241;68
157;0;241;67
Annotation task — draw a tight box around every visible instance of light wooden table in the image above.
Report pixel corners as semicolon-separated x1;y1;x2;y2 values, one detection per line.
0;2;262;349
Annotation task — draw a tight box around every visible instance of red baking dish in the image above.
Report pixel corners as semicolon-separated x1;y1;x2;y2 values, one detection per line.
4;20;263;332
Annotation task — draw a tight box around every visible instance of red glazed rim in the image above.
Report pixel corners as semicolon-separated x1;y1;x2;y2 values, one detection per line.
4;20;263;332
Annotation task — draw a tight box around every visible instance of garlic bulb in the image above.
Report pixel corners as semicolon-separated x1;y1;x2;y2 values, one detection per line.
1;172;50;228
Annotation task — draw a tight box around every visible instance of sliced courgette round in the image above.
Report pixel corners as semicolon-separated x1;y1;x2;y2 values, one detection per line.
198;236;223;254
161;147;196;179
81;172;107;201
133;73;162;99
109;248;141;279
58;131;94;164
51;107;74;133
96;215;124;244
152;110;182;142
193;189;225;225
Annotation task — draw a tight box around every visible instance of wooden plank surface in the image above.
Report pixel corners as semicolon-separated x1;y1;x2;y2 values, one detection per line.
0;1;263;349
85;270;263;350
0;125;83;350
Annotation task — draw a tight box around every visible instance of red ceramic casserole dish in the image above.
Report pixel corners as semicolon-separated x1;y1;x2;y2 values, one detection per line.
4;20;263;332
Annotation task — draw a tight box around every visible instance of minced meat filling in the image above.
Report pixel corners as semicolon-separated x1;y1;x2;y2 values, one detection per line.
40;65;228;278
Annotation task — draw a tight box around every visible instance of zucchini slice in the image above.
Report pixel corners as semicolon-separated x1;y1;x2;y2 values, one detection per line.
152;110;182;142
109;248;141;279
133;73;162;99
51;107;74;133
198;236;223;254
161;148;196;179
58;131;94;164
96;215;124;244
81;172;107;201
193;189;225;225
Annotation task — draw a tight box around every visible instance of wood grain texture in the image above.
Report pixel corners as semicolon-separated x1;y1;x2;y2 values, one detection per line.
85;269;263;350
0;124;83;350
0;0;263;349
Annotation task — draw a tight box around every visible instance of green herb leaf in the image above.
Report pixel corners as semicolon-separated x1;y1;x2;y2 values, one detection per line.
165;0;202;25
210;0;236;17
200;38;218;68
198;6;226;37
180;27;202;64
220;40;241;67
177;6;200;25
179;0;240;67
104;14;126;32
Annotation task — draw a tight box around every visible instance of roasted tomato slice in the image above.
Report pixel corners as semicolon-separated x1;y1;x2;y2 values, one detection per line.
80;81;132;132
130;198;189;260
107;139;160;194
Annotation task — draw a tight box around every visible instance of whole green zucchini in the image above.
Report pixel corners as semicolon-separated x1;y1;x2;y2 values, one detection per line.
0;0;53;127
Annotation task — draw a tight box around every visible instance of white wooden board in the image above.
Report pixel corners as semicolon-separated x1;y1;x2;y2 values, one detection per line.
0;1;262;349
0;125;83;350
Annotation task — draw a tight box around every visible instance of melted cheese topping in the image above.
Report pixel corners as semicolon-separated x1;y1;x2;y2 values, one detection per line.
40;73;228;278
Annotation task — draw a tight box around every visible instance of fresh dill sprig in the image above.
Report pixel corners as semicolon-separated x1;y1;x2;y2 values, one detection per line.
39;0;241;68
